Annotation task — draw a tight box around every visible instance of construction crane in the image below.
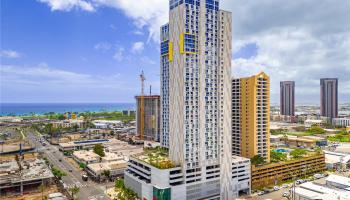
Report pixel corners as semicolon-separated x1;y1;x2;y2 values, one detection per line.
139;71;146;140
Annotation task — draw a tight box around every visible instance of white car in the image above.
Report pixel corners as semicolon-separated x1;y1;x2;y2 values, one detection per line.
257;191;265;196
283;191;290;197
314;174;323;179
273;186;280;191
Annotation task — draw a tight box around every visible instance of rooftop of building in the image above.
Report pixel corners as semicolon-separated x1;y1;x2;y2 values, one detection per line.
59;138;115;147
92;120;122;124
253;150;323;169
132;147;176;169
87;160;127;173
231;156;250;164
296;182;350;199
102;152;124;162
135;95;160;99
326;174;350;187
0;158;54;185
73;150;100;161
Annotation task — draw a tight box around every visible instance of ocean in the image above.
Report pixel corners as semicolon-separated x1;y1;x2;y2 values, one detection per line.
0;103;136;116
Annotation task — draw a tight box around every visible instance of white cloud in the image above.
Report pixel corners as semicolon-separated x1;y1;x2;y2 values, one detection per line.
113;47;125;61
36;0;350;103
0;63;136;102
38;0;95;12
133;30;144;35
37;0;167;42
94;42;112;51
140;56;156;65
131;42;144;54
92;0;168;42
1;50;21;58
223;0;350;103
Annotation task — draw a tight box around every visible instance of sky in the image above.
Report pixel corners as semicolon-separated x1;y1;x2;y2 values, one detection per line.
1;0;349;104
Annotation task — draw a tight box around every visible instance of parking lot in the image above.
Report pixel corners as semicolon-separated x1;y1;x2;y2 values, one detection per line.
250;173;329;200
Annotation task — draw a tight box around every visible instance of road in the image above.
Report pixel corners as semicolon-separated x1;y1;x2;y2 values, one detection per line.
28;132;112;200
251;187;290;200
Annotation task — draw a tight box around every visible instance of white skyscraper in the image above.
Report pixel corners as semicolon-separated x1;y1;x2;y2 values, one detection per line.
161;0;233;198
125;1;251;199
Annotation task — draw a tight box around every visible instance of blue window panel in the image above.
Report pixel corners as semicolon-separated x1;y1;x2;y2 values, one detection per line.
161;41;169;55
170;0;184;10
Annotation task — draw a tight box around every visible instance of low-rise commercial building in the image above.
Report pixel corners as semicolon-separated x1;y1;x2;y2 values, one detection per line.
86;160;127;181
101;152;124;163
324;151;350;170
295;182;350;200
124;153;251;200
58;138;111;151
304;119;324;128
52;119;85;129
72;150;100;165
104;140;143;157
272;135;327;149
0;158;54;197
326;174;350;189
251;154;326;190
92;120;123;129
332;118;350;127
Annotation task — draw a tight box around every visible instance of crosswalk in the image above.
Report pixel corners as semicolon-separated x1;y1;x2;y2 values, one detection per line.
66;182;88;189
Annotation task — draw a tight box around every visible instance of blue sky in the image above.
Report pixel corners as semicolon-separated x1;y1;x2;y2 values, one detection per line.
1;0;163;103
1;0;349;104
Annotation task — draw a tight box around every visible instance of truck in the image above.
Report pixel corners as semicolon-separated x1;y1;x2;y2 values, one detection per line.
82;174;88;181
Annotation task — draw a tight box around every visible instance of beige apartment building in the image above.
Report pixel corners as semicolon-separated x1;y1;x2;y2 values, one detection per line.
232;72;271;162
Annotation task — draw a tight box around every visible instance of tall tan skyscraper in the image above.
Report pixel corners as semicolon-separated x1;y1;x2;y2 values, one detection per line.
232;72;271;163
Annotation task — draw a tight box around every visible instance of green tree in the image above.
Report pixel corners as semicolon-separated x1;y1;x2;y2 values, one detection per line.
294;126;306;132
69;185;80;200
73;124;79;132
290;149;307;159
102;170;111;179
250;155;266;165
93;144;105;157
57;114;65;120
115;179;138;200
306;126;326;135
270;151;287;162
79;162;87;169
51;167;67;179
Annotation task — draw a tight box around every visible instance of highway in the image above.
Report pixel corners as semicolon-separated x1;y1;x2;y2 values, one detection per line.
28;132;112;200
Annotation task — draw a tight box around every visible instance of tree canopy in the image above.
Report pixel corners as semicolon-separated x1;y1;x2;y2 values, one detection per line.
250;155;266;165
306;126;326;135
270;150;287;162
290;149;307;159
115;179;138;200
93;144;105;157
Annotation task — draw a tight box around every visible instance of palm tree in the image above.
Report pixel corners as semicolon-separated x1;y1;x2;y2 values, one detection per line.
69;185;80;200
38;183;45;200
102;170;111;181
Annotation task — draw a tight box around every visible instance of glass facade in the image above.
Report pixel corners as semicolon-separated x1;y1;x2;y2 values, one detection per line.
153;187;171;200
